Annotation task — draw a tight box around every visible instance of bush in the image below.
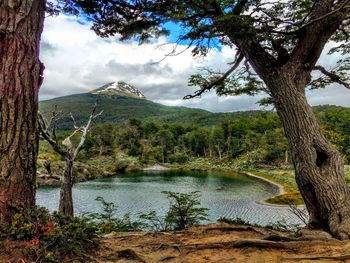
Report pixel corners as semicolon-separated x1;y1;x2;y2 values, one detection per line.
168;152;189;164
84;197;144;234
3;206;97;263
140;191;208;231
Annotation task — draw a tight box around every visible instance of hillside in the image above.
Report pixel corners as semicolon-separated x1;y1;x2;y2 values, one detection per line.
39;82;350;130
39;82;263;129
39;93;212;129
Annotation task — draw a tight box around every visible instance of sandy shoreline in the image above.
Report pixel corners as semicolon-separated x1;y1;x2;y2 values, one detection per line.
242;171;299;207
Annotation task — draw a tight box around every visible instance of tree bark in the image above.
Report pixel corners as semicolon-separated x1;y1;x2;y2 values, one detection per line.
0;0;45;222
270;73;350;239
59;158;74;216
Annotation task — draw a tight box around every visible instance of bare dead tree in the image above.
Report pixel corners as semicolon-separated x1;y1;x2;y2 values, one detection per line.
38;103;102;216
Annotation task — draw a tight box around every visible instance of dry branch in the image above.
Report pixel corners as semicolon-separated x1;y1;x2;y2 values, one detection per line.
183;51;244;99
314;65;350;89
282;254;350;261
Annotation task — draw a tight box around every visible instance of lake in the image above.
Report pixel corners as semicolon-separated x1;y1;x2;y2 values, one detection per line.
36;170;304;226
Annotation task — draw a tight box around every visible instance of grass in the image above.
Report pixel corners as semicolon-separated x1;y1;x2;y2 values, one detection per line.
245;165;350;206
243;168;303;205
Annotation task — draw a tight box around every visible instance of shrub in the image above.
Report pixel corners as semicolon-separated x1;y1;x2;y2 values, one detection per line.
84;197;144;234
140;191;208;231
3;206;97;263
168;152;189;164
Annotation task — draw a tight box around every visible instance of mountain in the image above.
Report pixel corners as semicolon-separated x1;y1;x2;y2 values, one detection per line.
39;82;350;130
39;82;224;129
90;81;146;99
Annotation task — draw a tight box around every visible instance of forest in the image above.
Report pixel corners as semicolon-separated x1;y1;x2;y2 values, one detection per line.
39;105;350;171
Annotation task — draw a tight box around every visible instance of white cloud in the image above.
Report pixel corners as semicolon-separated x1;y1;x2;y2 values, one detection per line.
39;15;349;112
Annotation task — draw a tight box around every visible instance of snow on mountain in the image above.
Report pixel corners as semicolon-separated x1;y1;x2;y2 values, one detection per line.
90;81;146;99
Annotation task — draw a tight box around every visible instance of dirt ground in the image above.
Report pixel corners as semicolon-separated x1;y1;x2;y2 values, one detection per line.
3;222;350;262
89;223;350;263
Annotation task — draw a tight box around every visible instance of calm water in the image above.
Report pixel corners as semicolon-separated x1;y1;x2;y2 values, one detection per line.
36;170;304;226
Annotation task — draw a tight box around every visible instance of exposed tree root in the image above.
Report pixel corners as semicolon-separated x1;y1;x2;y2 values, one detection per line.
264;232;338;242
204;226;266;235
181;239;290;251
263;234;299;242
161;255;177;261
282;254;350;261
103;249;146;262
157;243;181;251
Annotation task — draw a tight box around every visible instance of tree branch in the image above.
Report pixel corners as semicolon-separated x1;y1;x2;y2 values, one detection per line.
37;112;69;157
183;52;244;99
272;2;349;35
298;2;350;32
72;104;102;159
289;0;349;69
314;65;350;89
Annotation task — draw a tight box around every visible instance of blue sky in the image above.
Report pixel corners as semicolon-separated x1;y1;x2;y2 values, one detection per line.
163;21;223;51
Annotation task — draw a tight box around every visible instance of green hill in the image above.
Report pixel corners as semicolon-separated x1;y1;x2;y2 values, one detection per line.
39;82;268;129
39;93;211;129
39;87;350;130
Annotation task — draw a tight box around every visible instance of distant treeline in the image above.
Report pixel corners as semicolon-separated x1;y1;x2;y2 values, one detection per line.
75;105;350;165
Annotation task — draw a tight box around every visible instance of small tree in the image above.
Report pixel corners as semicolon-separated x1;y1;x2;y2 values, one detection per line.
164;191;208;230
141;191;208;231
84;196;143;233
38;104;102;216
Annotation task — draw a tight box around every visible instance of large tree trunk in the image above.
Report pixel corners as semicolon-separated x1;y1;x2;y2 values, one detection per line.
270;74;350;239
59;158;74;216
0;0;45;222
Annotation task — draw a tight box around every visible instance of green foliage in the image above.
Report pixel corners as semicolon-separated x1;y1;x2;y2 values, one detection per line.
141;191;208;231
168;152;189;164
84;197;144;234
138;211;171;232
3;206;97;263
163;191;208;230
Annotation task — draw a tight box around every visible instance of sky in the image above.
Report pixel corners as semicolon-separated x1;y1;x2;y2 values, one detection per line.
39;14;350;113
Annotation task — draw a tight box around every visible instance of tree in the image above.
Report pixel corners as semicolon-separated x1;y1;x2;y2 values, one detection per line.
209;126;225;159
86;123;115;157
57;0;350;238
0;0;46;222
154;128;174;162
38;105;102;216
140;191;208;231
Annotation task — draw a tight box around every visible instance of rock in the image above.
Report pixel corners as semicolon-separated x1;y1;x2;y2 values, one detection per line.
143;164;170;171
37;173;62;187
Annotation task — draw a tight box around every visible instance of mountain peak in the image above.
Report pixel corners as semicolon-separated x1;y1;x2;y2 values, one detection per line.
90;81;146;99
